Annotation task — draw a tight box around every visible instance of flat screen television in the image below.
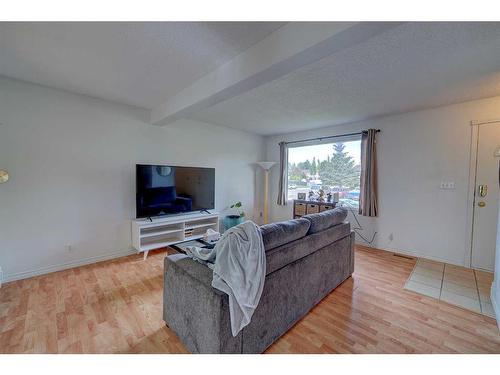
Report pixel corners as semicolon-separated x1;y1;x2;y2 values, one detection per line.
136;164;215;218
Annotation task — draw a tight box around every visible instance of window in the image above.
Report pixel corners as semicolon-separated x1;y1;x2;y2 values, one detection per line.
287;138;361;208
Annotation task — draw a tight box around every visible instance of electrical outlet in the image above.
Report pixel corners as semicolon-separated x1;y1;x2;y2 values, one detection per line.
66;245;73;252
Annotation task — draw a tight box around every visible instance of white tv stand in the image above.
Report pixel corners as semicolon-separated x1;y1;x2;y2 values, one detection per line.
132;211;219;259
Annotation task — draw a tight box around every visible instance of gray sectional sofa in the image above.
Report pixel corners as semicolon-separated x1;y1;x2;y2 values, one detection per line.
163;207;355;353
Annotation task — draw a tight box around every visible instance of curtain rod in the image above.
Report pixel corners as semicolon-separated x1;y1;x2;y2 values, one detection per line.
282;129;380;146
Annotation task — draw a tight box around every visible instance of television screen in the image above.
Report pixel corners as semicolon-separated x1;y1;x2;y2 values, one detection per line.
136;164;215;218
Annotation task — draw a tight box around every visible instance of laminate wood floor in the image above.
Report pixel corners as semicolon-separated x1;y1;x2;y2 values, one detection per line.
1;246;499;353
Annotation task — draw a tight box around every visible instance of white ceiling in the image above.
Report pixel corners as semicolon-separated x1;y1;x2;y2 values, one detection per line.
0;22;285;108
2;22;500;135
188;22;500;135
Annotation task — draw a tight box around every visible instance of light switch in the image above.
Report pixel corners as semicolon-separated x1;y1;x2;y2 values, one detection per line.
440;181;455;190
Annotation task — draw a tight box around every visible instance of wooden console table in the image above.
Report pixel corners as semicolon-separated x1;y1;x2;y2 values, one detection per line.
293;199;337;219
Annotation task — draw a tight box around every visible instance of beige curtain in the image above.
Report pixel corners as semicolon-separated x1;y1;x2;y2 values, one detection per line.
359;129;378;216
277;141;288;206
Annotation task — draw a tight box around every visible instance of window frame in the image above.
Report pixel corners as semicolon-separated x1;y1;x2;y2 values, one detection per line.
286;134;362;207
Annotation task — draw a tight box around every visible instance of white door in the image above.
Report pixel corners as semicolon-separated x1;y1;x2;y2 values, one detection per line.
471;122;500;271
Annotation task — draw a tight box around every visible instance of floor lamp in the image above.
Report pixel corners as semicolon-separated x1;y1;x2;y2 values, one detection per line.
257;162;276;224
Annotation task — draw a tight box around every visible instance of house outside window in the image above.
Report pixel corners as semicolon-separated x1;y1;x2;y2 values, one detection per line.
287;137;361;208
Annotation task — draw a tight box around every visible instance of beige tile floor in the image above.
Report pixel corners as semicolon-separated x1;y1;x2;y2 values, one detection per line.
404;258;496;318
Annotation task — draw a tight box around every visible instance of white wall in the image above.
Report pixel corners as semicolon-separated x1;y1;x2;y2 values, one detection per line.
0;77;265;282
493;197;500;328
265;96;500;266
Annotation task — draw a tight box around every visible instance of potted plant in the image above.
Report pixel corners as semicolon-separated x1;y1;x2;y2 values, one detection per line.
223;201;245;230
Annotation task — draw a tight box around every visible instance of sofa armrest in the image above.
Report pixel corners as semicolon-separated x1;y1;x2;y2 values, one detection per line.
163;255;242;353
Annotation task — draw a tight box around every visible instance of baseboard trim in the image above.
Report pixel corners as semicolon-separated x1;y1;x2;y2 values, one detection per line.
356;244;415;260
491;284;500;331
3;248;137;284
355;242;463;266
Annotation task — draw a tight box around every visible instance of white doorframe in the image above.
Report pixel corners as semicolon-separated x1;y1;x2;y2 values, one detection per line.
465;118;500;268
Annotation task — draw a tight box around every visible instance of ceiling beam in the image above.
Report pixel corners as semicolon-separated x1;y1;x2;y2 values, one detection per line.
151;22;404;126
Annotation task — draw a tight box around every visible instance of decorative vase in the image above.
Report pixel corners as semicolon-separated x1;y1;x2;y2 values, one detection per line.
224;215;243;230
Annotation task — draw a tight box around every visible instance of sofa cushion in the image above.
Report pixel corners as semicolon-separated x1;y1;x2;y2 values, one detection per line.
303;207;348;234
260;218;310;251
265;222;351;275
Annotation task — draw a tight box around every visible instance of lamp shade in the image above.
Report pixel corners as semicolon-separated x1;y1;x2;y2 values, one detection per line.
257;161;276;170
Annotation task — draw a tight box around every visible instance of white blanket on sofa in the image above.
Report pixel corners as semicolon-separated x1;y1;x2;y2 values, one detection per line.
212;220;266;336
186;220;266;336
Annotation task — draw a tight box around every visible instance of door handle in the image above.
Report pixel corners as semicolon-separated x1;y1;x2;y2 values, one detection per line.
478;185;488;197
478;201;486;207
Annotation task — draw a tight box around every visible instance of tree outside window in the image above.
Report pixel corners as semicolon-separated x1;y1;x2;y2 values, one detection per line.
287;139;361;208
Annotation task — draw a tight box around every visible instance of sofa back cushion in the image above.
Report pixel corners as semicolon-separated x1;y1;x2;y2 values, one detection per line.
265;222;351;275
303;207;348;234
260;218;310;251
